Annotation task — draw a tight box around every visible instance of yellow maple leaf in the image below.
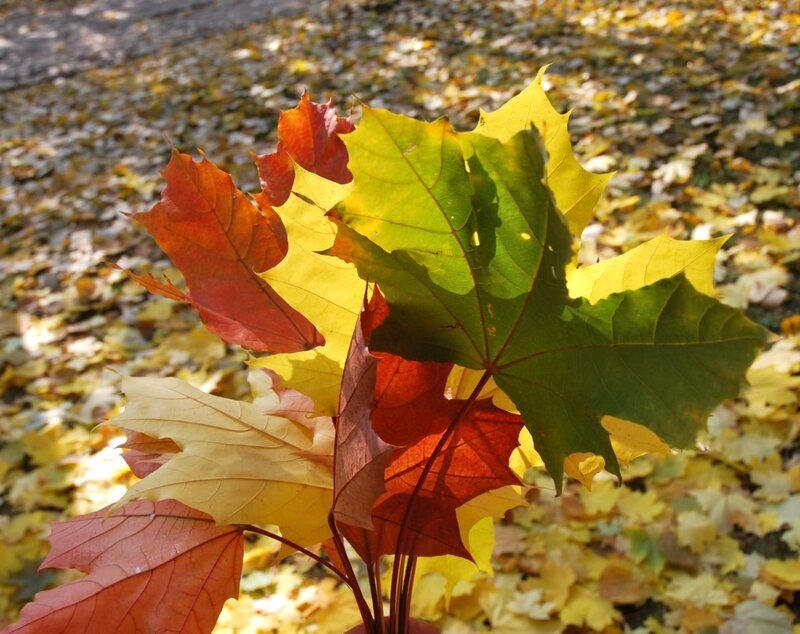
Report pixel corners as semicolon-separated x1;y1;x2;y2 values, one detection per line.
761;559;800;590
580;480;620;516
111;374;334;550
560;587;619;631
509;428;545;480
445;365;518;415
617;489;666;524
251;165;365;416
676;510;717;554
528;559;576;610
474;66;613;235
563;452;605;489
664;572;732;607
477;573;561;632
602;416;672;464
456;487;527;571
567;233;729;303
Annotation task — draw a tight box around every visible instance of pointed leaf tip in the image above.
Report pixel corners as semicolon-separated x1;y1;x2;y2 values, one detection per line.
474;66;612;235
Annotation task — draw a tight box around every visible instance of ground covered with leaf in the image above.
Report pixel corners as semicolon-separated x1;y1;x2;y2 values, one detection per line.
1;0;799;631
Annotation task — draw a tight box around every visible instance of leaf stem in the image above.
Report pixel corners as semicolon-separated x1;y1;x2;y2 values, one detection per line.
389;554;406;633
328;512;376;631
371;559;385;634
398;554;417;632
239;524;347;583
358;530;385;634
386;369;493;631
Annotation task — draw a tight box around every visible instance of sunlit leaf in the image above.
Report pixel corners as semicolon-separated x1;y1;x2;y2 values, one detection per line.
333;108;766;489
564;453;606;489
332;296;396;530
255;92;354;209
5;500;243;634
567;233;730;303
111;374;334;550
252;166;363;415
336;295;523;559
131;150;323;353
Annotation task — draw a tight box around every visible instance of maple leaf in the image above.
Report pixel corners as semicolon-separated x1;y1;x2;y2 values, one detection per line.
337;293;524;559
415;487;526;604
332;295;396;530
254;91;354;209
452;231;728;483
5;500;243;634
251;165;365;416
110;374;334;551
252;94;362;414
330;104;767;488
126;94;362;415
129;149;323;353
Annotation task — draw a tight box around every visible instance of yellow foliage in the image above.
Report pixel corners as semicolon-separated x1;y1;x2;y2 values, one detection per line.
560;587;618;631
579;480;620;516
761;559;800;590
563;453;605;490
664;573;732;607
416;487;526;604
567;233;728;303
509;428;544;480
617;489;666;524
602;416;672;464
253;166;364;416
676;511;717;554
598;561;647;605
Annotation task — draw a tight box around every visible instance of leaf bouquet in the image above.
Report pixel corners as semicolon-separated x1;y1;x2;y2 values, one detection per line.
5;70;765;634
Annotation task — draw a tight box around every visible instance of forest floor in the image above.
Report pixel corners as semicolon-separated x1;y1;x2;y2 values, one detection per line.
1;0;799;632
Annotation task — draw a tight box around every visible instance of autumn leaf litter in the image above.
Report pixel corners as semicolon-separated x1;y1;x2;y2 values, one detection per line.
1;0;799;631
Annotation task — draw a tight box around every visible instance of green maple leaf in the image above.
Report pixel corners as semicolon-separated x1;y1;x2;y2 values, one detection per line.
329;107;767;487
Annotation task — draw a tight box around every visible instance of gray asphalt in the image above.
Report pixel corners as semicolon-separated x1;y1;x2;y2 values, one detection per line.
0;0;309;91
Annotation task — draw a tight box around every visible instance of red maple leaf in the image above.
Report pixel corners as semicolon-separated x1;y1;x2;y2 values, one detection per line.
131;150;324;353
338;291;524;560
255;92;354;209
5;500;243;634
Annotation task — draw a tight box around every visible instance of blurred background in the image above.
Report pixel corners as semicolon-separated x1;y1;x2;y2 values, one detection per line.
1;1;799;632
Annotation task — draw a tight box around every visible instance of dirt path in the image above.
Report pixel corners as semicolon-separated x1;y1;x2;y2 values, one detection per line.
0;0;309;91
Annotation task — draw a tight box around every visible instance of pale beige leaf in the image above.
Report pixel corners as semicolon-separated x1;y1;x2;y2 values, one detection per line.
111;375;334;549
